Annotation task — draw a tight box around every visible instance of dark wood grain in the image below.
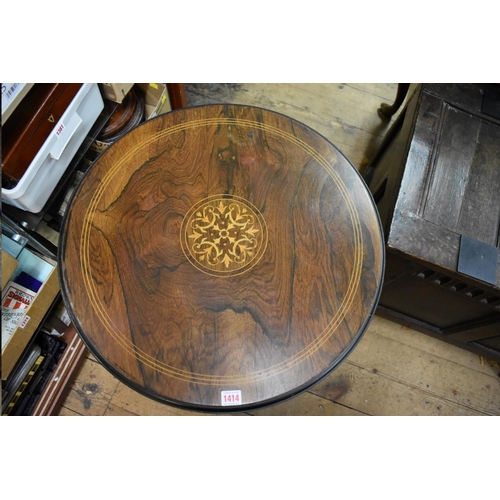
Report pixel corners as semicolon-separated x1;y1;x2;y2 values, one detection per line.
390;90;441;218
389;212;461;272
59;104;384;412
423;106;481;228
424;83;484;113
455;118;500;246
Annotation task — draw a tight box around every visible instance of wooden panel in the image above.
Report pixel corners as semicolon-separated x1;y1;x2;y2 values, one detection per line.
421;104;500;248
394;90;442;216
59;104;384;413
388;214;461;273
424;83;484;113
456;119;500;246
423;106;481;231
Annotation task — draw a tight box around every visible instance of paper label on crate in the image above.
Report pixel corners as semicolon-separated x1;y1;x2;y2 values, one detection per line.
1;307;26;350
2;83;22;110
19;314;30;329
221;390;242;406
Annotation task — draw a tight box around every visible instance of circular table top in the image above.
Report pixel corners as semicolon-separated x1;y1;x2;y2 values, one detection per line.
59;104;384;413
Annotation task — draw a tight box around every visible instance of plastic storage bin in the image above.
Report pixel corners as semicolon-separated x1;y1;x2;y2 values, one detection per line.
2;83;104;213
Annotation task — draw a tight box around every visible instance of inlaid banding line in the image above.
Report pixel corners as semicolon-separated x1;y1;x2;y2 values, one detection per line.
77;117;364;384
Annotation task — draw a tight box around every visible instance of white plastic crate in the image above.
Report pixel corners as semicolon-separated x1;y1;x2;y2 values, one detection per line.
2;83;104;212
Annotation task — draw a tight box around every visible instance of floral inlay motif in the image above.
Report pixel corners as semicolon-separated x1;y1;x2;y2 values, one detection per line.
181;196;267;277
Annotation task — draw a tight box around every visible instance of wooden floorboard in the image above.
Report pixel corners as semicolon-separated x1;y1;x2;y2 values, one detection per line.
310;362;485;416
346;322;500;415
108;382;207;417
59;358;120;416
56;83;500;417
185;83;399;169
249;392;367;417
371;316;499;378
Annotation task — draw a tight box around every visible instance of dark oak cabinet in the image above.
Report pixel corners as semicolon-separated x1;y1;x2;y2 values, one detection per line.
365;83;500;362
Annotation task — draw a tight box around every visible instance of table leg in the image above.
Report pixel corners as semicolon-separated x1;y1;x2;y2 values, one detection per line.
167;84;187;109
378;83;410;119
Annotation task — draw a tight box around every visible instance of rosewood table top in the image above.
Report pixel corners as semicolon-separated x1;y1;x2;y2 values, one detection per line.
60;104;384;412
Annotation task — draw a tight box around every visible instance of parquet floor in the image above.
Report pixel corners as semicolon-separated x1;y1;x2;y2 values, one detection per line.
56;84;500;416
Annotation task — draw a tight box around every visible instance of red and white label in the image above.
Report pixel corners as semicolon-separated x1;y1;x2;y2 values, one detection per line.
2;282;35;309
221;390;242;406
55;122;65;137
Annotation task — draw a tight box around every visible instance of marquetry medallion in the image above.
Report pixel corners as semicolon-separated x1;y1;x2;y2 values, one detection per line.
181;195;268;277
59;104;384;413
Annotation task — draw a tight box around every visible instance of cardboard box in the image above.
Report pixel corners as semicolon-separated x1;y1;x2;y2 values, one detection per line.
1;252;60;380
137;83;172;119
2;250;19;290
2;281;36;351
99;83;134;103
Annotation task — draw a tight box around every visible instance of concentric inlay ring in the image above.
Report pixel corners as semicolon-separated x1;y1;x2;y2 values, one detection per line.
180;195;268;277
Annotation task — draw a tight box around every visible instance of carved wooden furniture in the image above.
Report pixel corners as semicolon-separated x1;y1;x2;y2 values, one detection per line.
60;104;384;412
365;83;500;363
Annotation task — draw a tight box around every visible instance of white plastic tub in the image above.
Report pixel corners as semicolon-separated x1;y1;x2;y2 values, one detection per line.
2;83;104;213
